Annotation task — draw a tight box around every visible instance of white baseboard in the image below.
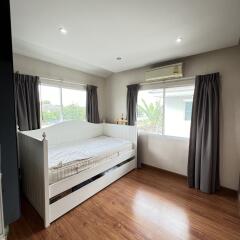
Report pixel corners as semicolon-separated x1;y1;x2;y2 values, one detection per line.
0;226;8;240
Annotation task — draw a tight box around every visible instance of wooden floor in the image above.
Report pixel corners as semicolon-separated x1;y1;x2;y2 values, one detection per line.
8;166;240;240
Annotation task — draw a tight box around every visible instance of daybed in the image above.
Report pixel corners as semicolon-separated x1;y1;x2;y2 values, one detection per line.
18;121;137;227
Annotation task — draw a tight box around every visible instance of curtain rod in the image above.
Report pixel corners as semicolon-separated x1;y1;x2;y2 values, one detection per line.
40;76;87;87
139;76;195;86
15;71;87;87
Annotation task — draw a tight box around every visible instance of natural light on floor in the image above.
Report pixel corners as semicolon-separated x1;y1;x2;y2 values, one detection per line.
133;190;190;239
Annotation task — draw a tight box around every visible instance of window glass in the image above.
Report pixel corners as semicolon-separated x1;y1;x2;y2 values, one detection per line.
164;86;194;137
39;84;86;127
184;101;193;121
40;85;61;127
137;85;194;138
62;88;86;121
137;89;164;134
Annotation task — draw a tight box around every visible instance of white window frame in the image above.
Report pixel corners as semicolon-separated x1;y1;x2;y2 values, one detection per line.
137;81;195;139
39;80;86;127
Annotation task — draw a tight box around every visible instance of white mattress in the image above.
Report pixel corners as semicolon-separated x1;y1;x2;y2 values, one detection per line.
48;136;133;184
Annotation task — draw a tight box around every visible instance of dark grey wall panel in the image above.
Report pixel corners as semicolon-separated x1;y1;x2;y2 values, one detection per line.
0;0;21;224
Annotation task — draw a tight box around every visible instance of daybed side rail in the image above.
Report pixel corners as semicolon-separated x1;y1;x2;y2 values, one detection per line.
103;124;137;146
18;132;49;227
103;124;138;167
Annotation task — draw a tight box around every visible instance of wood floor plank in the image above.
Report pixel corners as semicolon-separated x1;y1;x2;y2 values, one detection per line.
8;166;240;240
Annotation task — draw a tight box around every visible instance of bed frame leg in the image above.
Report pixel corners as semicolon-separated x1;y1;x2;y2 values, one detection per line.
43;138;50;228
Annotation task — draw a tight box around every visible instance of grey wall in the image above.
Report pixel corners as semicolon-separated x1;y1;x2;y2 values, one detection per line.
105;46;240;191
13;53;106;121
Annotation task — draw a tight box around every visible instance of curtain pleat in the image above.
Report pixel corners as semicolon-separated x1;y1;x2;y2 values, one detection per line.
188;72;220;193
14;73;40;131
86;85;100;123
127;84;140;126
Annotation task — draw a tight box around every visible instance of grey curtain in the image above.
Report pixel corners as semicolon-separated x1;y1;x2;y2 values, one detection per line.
127;84;140;125
14;73;40;131
86;85;100;123
188;72;220;193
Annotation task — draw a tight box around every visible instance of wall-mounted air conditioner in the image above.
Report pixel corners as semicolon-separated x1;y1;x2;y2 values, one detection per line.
145;63;183;81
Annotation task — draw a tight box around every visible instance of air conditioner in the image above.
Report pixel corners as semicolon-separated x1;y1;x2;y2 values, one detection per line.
145;63;183;81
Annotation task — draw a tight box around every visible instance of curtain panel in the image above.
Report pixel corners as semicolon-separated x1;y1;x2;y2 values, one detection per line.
188;72;220;193
86;85;100;123
126;84;140;126
14;73;41;131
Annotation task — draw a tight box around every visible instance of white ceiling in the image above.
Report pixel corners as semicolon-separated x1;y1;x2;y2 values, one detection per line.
10;0;240;78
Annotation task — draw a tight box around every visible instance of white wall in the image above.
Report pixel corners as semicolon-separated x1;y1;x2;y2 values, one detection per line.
105;46;240;190
138;133;189;176
13;53;106;121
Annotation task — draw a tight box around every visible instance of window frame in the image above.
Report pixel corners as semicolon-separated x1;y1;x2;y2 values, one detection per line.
137;81;195;139
39;81;86;127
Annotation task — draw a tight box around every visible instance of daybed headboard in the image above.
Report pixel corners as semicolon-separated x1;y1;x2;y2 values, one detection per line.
21;121;103;146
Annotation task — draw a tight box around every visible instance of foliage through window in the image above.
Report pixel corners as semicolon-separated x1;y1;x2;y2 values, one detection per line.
39;84;86;127
137;89;163;134
137;85;194;138
62;88;86;121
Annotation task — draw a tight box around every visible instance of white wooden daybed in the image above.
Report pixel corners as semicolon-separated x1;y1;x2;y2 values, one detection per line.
18;121;137;228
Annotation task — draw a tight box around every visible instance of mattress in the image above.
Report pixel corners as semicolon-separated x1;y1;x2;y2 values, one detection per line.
48;136;133;184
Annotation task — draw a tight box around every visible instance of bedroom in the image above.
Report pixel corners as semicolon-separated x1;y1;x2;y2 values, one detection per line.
0;0;240;239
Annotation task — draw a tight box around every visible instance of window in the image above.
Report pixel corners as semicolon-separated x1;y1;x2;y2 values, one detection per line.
184;101;193;121
137;89;163;134
62;88;86;121
39;84;86;127
164;86;194;137
40;85;61;127
137;85;194;138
